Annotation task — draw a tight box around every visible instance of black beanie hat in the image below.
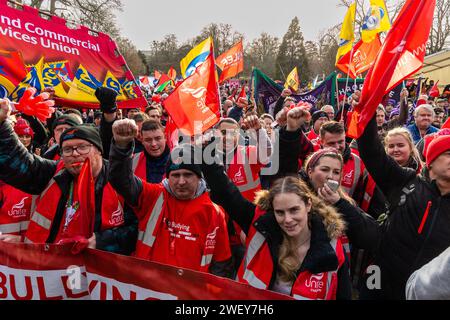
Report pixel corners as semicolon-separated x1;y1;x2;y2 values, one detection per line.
52;114;81;131
311;110;329;125
166;144;202;178
60;125;103;154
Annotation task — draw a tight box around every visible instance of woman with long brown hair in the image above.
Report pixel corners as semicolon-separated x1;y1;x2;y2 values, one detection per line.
202;164;351;299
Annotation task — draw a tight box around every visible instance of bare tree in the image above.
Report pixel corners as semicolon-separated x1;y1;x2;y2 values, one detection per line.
21;0;123;38
428;0;450;54
246;32;280;77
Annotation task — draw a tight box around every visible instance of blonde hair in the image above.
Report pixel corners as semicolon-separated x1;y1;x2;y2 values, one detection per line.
255;176;345;282
384;127;423;167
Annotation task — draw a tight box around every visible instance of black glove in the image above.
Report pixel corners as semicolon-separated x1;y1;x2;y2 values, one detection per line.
95;87;118;114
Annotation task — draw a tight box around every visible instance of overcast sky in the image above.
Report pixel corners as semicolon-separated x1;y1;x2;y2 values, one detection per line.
116;0;348;50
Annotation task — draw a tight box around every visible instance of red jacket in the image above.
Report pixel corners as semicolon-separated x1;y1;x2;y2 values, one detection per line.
0;182;33;236
24;175;124;244
237;207;346;300
133;182;231;273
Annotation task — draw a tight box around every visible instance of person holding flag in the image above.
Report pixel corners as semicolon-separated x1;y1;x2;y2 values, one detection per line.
0;97;137;254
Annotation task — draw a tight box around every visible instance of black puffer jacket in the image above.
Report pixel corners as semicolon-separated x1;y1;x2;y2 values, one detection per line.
0;121;137;254
357;115;450;300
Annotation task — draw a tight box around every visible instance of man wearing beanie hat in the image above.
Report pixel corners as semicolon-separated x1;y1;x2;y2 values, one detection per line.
43;114;82;160
307;110;329;141
0;98;137;254
109;118;232;277
343;94;450;300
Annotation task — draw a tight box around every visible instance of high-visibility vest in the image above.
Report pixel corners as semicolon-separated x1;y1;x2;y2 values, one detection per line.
0;184;36;236
226;146;263;202
307;129;319;141
24;172;124;244
132;152;147;181
236;207;346;300
341;153;365;199
135;188;228;273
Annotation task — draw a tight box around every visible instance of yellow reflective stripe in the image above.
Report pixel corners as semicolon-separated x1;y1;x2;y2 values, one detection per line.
139;193;164;247
30;211;52;230
200;254;213;267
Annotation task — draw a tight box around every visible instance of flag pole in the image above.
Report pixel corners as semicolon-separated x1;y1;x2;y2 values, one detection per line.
341;0;358;121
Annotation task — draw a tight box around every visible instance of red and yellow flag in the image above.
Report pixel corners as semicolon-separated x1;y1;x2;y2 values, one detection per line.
336;34;382;79
164;51;220;136
347;0;435;139
216;40;244;83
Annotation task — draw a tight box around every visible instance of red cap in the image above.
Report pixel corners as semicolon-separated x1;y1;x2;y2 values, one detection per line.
416;98;427;107
14;118;34;138
426;135;450;168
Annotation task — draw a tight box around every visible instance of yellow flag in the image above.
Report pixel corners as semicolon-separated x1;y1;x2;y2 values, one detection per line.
336;3;356;64
42;63;68;98
103;71;127;101
284;67;299;92
361;0;391;43
10;57;45;101
67;64;101;102
180;37;212;78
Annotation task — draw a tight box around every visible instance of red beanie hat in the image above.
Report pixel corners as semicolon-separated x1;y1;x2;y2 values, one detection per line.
14;118;34;138
426;135;450;168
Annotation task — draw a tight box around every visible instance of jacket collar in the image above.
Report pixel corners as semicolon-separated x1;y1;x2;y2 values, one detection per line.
254;211;339;274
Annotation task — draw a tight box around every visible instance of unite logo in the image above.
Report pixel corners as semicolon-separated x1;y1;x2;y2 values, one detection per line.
8;196;29;218
109;205;124;226
233;167;245;184
181;87;209;114
389;40;407;54
304;273;325;293
342;170;354;185
205;227;219;248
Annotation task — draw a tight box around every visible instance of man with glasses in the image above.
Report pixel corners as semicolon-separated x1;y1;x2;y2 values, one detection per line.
0;98;137;254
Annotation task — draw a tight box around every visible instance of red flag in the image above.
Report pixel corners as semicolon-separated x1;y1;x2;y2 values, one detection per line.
336;35;382;79
428;80;440;98
167;67;177;81
154;70;161;81
442;117;450;129
238;85;246;100
164;52;220;136
347;0;436;139
165;116;179;150
76;158;95;238
216;40;244;83
156;73;171;87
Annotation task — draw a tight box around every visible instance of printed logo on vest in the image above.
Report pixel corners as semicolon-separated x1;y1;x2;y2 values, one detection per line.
232;167;245;184
8;196;29;218
205;227;219;249
342;169;354;186
109;205;124;226
304;273;325;293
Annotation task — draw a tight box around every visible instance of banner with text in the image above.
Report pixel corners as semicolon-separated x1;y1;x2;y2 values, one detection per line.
0;242;291;300
0;0;146;109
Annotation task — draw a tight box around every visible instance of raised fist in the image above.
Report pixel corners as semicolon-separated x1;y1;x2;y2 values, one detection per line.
287;106;311;131
243;112;261;131
95;87;118;114
0;98;12;123
112;118;138;148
